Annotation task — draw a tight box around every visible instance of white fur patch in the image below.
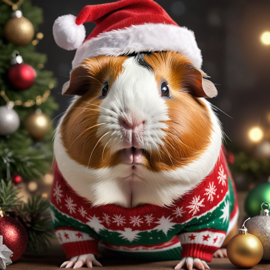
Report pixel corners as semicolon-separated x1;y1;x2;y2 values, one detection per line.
96;57;170;153
72;23;202;69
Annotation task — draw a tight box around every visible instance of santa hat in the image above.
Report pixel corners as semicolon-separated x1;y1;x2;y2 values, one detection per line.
53;0;202;69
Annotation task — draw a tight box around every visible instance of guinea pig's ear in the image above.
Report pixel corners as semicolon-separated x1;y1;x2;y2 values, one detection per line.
183;65;218;98
62;65;90;96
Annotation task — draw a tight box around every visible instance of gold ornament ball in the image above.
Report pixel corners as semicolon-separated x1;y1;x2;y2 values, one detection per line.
4;16;35;46
24;111;51;140
227;233;263;268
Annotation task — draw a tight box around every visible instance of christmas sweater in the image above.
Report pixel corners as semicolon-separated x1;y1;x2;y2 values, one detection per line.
50;150;238;262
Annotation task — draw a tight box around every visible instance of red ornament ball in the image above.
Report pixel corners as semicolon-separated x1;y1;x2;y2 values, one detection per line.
0;216;28;262
8;63;36;90
12;174;22;185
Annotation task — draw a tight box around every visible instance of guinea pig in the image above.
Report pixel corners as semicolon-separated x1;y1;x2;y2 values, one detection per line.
50;51;238;270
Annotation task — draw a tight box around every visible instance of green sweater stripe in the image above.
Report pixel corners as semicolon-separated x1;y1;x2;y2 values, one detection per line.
228;175;236;214
51;204;100;239
51;191;230;247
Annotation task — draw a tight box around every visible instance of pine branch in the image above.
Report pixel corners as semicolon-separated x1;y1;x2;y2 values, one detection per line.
0;141;51;180
231;151;270;176
226;143;270;184
0;179;22;211
16;195;55;254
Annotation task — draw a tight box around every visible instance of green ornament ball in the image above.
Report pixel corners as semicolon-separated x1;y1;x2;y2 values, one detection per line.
245;183;270;217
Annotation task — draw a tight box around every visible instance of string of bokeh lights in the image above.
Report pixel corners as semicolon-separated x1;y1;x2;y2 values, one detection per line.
247;32;270;144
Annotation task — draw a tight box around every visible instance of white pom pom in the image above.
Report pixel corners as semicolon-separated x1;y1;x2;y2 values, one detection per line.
53;14;86;50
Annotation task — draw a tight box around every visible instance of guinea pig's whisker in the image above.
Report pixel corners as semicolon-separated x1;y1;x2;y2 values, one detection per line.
110;136;118;159
146;141;153;160
72;106;96;110
52;127;58;141
166;133;196;153
73;106;100;112
149;136;162;162
87;131;110;170
77;75;103;86
102;138;112;161
216;124;231;143
70;107;100;117
222;131;232;143
164;130;180;143
166;130;197;151
78;108;102;115
71;123;106;146
170;121;205;141
88;103;118;116
161;145;175;166
81;101;98;107
86;102;114;113
211;104;233;119
50;111;66;125
163;137;177;153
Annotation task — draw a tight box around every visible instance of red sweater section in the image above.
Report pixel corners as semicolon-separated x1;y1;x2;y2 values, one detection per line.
51;149;238;261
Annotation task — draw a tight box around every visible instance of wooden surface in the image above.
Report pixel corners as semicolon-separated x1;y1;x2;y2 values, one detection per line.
8;256;270;270
7;243;270;270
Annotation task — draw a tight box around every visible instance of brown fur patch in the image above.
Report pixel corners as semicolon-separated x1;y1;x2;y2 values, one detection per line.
138;52;213;171
60;52;213;172
60;55;128;168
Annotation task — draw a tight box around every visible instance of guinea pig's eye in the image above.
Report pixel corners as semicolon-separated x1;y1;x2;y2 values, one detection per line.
102;82;109;97
161;82;170;98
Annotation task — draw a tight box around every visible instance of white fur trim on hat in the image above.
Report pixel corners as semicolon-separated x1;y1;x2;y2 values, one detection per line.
72;23;202;68
53;14;86;51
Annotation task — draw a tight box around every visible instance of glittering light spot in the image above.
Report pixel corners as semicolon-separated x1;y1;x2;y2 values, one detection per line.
32;39;39;46
36;32;44;40
261;31;270;45
36;115;47;127
249;127;263;142
28;181;38;191
42;193;48;199
44;173;53;185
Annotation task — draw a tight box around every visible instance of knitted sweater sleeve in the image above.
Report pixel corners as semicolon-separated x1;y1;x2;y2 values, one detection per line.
50;163;99;259
51;208;99;259
177;151;232;262
177;207;229;262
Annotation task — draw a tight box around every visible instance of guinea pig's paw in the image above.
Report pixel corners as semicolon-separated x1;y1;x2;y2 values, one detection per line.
213;248;227;258
60;254;102;269
174;257;210;270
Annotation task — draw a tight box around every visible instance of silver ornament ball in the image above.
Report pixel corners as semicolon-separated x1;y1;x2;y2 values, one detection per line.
0;104;20;136
246;209;270;260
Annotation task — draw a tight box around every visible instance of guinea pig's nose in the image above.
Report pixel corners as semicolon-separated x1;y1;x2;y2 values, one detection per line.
118;116;145;132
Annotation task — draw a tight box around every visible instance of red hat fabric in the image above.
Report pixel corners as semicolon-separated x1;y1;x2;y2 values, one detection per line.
53;0;202;69
75;0;178;40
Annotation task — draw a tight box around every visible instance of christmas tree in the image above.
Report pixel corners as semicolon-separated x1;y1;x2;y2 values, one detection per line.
0;0;57;255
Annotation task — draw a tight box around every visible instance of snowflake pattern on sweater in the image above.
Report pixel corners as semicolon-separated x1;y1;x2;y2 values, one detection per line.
50;149;238;261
